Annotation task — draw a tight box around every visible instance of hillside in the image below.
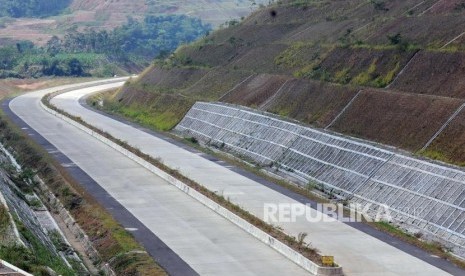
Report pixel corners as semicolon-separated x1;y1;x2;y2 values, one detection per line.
0;0;70;18
103;0;465;167
0;0;267;45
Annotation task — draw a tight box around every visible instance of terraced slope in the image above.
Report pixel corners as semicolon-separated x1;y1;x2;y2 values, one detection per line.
110;0;465;166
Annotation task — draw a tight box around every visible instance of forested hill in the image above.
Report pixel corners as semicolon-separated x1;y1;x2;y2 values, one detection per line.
0;0;71;17
0;15;211;78
0;0;268;45
0;0;265;77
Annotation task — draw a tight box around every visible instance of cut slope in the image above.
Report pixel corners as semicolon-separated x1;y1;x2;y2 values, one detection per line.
111;0;465;166
390;51;465;98
329;89;464;151
265;79;359;128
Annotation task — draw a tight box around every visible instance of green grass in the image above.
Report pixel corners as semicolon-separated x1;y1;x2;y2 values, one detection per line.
351;59;377;85
333;68;351;84
368;221;465;269
275;42;316;68
115;105;184;131
420;149;465;167
97;88;194;132
375;61;400;87
0;203;10;233
0;215;75;276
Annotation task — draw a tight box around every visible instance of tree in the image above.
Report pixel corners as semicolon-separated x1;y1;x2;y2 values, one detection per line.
0;46;18;69
67;58;84;76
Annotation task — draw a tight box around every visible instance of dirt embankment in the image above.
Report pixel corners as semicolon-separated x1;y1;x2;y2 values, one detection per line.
314;47;416;87
220;74;290;106
114;0;465;165
425;110;465;165
265;79;359;128
329;89;464;151
390;51;465;98
136;66;210;91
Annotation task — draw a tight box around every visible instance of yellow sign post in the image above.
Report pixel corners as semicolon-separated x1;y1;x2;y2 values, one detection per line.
321;256;334;267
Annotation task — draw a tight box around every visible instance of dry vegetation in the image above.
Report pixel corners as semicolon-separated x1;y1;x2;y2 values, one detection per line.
266;79;359;127
221;74;290;106
329;89;464;151
424;110;465;165
390;51;465;98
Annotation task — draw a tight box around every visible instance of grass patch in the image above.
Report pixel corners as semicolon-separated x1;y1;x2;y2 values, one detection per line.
375;61;400;87
0;203;10;233
351;59;377;86
420;149;465;167
0;214;75;275
368;221;465;269
333;68;351;84
97;90;194;132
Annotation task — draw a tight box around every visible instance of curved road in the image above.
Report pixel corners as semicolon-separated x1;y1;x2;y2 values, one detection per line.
7;79;309;276
7;79;465;275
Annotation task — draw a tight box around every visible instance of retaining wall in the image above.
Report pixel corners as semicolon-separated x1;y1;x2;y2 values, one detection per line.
175;102;465;257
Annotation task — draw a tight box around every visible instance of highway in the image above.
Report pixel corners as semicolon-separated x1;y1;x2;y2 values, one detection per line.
7;80;309;276
7;79;465;275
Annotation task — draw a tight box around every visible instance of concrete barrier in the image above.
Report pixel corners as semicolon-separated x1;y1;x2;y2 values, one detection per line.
40;100;343;275
34;176;116;276
0;259;34;276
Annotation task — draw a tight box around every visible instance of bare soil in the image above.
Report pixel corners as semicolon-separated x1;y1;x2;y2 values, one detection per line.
137;66;209;91
426;110;465;165
266;79;359;128
390;51;465;98
330;89;463;151
221;74;289;106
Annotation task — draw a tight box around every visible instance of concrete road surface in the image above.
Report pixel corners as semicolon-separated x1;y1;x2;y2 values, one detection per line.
8;80;310;276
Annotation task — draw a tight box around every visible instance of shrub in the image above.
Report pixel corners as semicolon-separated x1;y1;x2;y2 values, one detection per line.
371;0;388;11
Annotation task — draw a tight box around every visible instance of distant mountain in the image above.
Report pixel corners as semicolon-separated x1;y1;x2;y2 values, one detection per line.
0;0;71;18
0;0;267;45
